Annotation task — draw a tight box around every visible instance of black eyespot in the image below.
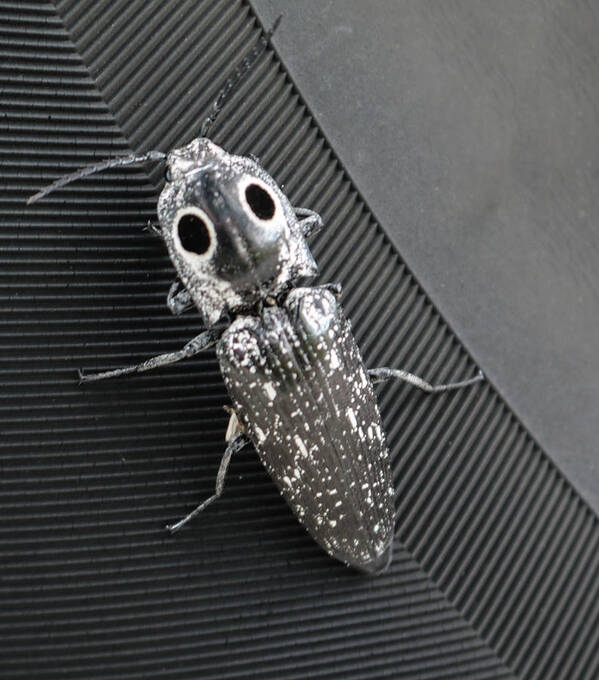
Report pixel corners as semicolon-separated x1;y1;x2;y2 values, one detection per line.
245;183;275;220
164;166;172;182
177;213;212;255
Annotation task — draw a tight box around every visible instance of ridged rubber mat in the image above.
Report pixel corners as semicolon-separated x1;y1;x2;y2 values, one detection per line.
2;1;597;678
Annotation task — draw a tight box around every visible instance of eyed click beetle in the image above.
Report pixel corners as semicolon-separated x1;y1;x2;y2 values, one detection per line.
27;18;483;574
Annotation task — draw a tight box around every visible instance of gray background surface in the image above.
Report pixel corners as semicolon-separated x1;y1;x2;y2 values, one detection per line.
4;2;599;676
252;0;599;511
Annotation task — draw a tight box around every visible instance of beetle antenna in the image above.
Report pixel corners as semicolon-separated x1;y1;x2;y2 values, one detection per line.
200;14;282;139
27;150;167;205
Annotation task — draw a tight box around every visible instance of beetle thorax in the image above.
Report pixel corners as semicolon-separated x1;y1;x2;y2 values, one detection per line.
157;138;317;325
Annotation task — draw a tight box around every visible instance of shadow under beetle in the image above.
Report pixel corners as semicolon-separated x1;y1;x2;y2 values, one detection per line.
28;19;483;574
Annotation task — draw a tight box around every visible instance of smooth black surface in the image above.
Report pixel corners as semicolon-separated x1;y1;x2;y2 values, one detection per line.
253;0;599;512
2;1;599;678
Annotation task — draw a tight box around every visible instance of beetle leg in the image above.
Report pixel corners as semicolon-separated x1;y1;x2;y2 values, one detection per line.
166;433;249;533
167;280;194;315
320;282;343;298
295;207;323;237
78;329;219;382
369;367;484;393
143;219;163;239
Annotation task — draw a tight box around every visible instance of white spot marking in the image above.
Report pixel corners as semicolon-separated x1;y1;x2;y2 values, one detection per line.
347;407;357;429
294;435;308;457
263;382;276;400
330;349;340;369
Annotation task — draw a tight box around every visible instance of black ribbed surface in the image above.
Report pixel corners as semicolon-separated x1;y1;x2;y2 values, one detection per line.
1;1;597;677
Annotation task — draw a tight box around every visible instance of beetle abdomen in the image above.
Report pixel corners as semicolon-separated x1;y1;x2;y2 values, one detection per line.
217;287;395;573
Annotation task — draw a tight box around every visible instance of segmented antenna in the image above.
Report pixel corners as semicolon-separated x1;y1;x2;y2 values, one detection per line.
27;16;282;205
27;150;166;205
200;15;282;138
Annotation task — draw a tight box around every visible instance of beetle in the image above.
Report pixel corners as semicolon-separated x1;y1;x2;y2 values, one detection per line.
27;19;483;574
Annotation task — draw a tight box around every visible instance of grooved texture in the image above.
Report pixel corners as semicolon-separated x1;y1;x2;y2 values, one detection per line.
1;0;597;678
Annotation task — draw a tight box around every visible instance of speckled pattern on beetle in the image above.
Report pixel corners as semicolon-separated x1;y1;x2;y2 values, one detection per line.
26;12;486;574
160;138;396;573
29;133;483;574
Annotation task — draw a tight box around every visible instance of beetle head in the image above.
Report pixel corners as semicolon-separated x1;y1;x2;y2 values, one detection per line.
157;138;317;325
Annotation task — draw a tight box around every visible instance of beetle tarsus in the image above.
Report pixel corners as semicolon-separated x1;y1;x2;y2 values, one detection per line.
144;219;163;239
167;280;194;315
320;282;343;298
166;433;249;533
369;367;484;393
295;207;323;237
